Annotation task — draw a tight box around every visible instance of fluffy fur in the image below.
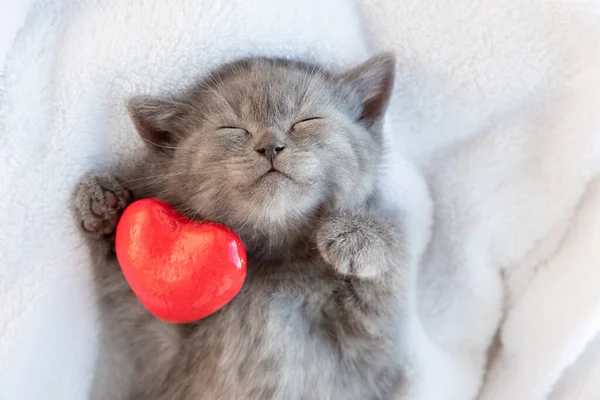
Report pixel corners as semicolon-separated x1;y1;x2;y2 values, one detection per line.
73;55;409;399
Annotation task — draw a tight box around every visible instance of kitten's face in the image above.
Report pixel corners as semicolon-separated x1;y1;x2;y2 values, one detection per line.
129;56;395;237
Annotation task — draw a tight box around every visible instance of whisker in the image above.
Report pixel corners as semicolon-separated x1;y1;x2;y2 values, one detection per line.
139;137;179;150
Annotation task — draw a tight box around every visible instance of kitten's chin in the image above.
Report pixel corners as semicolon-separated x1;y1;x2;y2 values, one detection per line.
232;186;323;237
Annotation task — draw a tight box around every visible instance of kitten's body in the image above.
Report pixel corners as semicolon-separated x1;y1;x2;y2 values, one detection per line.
75;55;407;399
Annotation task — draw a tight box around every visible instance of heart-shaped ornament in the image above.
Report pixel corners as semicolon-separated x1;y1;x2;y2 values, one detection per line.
115;199;247;323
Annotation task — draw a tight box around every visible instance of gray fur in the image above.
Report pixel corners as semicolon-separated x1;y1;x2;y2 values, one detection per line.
74;54;408;399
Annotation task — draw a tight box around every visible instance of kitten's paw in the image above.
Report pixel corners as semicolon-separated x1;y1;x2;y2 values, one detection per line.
316;211;400;280
74;172;132;238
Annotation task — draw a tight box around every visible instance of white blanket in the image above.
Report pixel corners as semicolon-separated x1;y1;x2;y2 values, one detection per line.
1;1;599;399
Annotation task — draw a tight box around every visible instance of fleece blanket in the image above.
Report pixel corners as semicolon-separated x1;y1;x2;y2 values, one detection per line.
1;0;599;399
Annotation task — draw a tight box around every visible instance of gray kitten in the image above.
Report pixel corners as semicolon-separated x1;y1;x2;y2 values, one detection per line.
74;54;408;399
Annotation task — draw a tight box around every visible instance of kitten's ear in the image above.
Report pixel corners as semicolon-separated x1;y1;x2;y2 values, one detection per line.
342;53;395;127
127;96;189;151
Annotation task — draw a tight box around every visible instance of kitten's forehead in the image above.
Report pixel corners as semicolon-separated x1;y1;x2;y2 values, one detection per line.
200;59;340;125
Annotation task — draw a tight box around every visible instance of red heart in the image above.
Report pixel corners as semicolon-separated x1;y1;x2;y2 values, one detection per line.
115;199;247;323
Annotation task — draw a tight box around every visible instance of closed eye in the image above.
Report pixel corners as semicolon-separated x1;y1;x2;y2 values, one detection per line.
292;117;323;129
217;126;251;136
296;117;321;124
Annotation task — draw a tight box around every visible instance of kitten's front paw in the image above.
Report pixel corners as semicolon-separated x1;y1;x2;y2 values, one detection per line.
74;172;132;238
316;211;400;280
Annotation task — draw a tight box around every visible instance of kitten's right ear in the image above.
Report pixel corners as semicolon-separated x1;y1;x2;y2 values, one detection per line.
341;53;395;128
127;96;189;151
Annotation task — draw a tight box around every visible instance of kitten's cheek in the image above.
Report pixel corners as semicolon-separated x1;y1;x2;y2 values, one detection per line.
296;159;322;182
230;161;262;183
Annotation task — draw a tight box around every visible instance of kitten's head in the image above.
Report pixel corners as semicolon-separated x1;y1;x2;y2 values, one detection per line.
128;54;395;240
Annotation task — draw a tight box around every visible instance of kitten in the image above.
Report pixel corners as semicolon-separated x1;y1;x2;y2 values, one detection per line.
74;54;408;399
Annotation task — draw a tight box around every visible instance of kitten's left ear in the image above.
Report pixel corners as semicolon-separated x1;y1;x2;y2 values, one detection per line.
127;95;190;152
342;52;396;127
